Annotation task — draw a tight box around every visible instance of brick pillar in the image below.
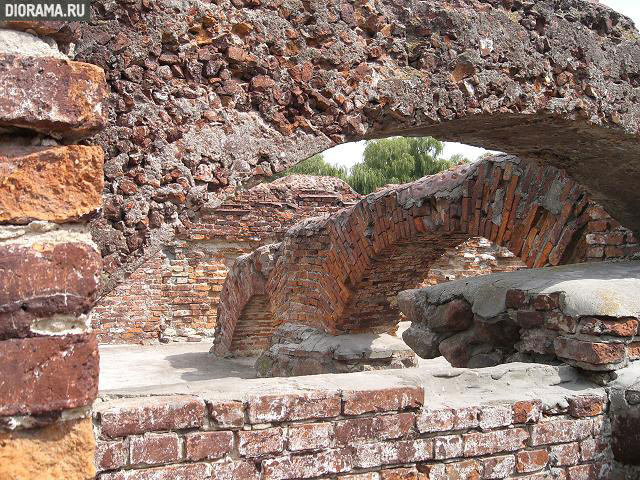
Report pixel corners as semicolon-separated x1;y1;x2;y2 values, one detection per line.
0;23;108;479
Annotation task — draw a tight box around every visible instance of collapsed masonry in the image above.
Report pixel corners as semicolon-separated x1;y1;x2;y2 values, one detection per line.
2;0;640;478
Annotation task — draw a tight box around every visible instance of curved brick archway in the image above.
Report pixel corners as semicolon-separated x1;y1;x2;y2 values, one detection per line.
71;0;640;291
215;154;636;356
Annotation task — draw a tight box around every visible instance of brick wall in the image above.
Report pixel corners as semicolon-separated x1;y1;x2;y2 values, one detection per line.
93;380;612;479
216;155;637;357
92;175;360;344
0;24;108;480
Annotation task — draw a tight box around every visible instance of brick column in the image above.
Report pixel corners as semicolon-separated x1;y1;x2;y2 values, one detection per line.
0;24;108;479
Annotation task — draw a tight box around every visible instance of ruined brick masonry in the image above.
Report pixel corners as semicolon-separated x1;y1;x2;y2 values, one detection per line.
92;174;525;347
215;154;636;359
0;23;108;480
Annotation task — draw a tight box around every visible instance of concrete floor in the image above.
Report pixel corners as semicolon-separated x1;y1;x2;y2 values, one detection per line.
98;342;258;391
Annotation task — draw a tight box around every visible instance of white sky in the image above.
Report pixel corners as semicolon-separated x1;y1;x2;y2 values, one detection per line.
324;0;640;169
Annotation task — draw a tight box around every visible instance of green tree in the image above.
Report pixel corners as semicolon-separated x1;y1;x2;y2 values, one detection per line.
278;137;469;195
281;153;348;180
350;137;454;194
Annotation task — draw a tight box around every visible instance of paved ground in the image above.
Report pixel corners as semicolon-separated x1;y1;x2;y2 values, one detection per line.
99;342;258;391
98;340;451;392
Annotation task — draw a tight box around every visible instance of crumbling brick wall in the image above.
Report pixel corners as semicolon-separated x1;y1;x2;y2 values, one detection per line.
92;175;360;343
0;23;108;480
93;376;612;479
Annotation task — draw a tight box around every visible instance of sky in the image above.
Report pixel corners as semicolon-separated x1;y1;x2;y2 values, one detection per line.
323;0;640;169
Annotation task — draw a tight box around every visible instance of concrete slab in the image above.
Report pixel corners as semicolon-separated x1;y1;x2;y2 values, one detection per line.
98;343;258;391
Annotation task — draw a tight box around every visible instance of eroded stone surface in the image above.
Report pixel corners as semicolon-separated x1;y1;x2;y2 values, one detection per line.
74;0;640;290
0;418;95;480
255;323;418;377
0;145;104;224
0;54;108;139
399;260;640;371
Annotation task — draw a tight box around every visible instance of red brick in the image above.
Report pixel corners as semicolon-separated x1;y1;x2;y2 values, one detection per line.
95;440;126;472
463;428;529;457
248;391;340;423
262;449;353;479
578;317;639;337
354;439;433;468
628;342;640;361
129;433;180;466
185;431;233;461
530;419;593;446
210;459;260;480
207;400;245;428
0;333;98;416
481;454;516;479
516;449;549;473
580;437;608;461
532;293;560;311
566;463;609;480
342;386;423;415
238;428;284;457
517;311;545;328
544;313;577;333
98;463;210;480
0;54;108;139
554;337;626;365
416;408;454;433
513;400;543;424
380;467;426;479
288;423;335;451
444;459;482;480
433;434;463;459
549;442;580;467
478;404;513;430
335;413;414;446
97;395;205;438
567;395;607;418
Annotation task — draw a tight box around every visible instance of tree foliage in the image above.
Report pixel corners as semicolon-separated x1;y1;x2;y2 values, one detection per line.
279;137;469;195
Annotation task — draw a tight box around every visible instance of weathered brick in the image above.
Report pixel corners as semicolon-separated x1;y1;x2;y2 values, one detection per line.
95;440;126;472
444;459;482;480
210;459;260;480
338;473;379;480
185;431;233;461
433;434;463;459
481;454;516;479
262;449;353;480
129;433;180;466
0;145;103;224
530;419;592;446
380;467;426;479
97;396;205;438
416;408;454;433
248;391;341;423
0;54;107;139
478;404;513;430
0;242;101;329
517;311;545;328
0;333;98;416
516;448;549;473
512;400;543;424
239;428;284;457
567;395;607;418
342;386;423;415
207;400;245;428
463;428;529;457
335;413;414;446
532;293;560;311
505;289;528;308
578;317;639;337
580;437;608;461
549;442;580;467
288;423;334;451
354;439;433;468
566;463;609;480
98;463;210;480
554;337;626;365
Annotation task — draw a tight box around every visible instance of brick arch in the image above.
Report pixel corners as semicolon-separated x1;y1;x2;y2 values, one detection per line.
215;154;635;356
75;0;640;292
